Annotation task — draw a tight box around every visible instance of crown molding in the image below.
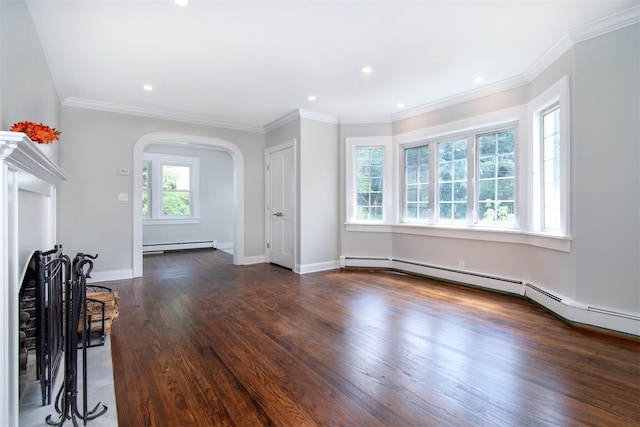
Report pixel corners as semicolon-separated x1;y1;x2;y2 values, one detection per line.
263;110;301;133
391;74;528;122
298;108;339;125
569;5;640;44
339;114;393;125
522;33;575;83
62;97;265;134
263;108;340;133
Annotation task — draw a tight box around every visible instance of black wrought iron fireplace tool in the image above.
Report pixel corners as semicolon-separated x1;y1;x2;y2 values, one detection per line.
46;253;108;427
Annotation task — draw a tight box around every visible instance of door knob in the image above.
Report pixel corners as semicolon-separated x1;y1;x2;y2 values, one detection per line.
273;212;283;217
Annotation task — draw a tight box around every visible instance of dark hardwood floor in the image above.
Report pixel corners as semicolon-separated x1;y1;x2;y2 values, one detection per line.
107;249;640;426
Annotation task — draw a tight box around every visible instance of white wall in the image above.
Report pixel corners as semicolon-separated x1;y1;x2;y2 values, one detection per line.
572;25;639;314
299;119;339;270
59;106;265;276
143;144;234;248
0;0;61;165
265;116;340;272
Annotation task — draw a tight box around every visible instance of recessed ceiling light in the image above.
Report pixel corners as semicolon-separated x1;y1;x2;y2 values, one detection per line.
308;95;316;101
362;66;372;74
473;76;484;83
174;0;188;6
397;103;405;109
143;84;153;91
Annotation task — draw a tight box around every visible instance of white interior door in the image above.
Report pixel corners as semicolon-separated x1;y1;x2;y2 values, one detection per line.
267;144;295;269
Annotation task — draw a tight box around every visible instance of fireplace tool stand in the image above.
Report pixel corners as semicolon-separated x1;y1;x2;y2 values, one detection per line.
46;253;108;427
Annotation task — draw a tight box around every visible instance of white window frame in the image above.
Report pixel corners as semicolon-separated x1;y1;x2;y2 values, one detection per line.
345;136;393;225
399;123;519;229
143;152;201;225
529;76;571;238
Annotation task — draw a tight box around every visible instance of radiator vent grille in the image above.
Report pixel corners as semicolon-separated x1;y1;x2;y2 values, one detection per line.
525;283;562;303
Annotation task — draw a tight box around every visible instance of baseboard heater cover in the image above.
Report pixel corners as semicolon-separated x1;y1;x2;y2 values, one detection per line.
143;240;217;253
392;258;523;285
340;256;392;268
342;257;639;337
525;283;562;303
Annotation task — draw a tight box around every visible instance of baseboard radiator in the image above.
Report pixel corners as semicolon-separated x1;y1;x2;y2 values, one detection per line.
341;256;524;295
341;256;640;336
143;240;217;254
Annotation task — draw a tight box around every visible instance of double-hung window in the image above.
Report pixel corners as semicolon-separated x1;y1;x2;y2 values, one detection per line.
477;129;516;225
530;76;570;237
346;137;392;224
404;144;430;221
356;147;384;220
438;138;468;222
143;152;200;224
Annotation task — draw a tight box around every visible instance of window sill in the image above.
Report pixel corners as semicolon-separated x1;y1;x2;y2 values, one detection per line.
345;222;571;252
143;217;201;226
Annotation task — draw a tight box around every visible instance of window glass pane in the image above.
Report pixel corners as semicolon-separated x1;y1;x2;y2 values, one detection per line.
162;165;190;191
404;144;429;221
476;129;515;224
142;190;149;216
162;191;191;216
438;138;467;221
142;162;150;216
355;147;384;220
543;107;561;230
161;164;191;216
142;162;149;189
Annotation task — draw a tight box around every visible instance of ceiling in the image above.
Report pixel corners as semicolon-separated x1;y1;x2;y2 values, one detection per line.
26;0;638;132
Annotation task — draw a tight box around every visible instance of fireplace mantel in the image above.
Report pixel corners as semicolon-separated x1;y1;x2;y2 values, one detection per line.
0;131;67;426
0;131;66;183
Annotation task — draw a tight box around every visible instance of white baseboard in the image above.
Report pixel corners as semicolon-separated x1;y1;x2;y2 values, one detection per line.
87;269;134;283
143;240;216;253
296;260;340;274
340;256;392;269
241;255;265;265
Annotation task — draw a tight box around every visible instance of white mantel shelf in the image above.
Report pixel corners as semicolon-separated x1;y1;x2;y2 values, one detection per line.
0;131;67;182
0;131;66;426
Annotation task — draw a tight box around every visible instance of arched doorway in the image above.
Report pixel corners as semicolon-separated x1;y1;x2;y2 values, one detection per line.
132;132;245;277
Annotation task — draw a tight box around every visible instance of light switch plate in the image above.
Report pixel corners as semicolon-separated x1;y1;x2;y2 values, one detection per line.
118;193;129;202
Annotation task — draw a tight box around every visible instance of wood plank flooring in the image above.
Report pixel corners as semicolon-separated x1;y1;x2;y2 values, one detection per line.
107;249;640;426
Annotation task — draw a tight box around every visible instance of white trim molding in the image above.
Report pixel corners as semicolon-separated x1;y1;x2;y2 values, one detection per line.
63;97;265;134
133;132;246;277
296;260;341;275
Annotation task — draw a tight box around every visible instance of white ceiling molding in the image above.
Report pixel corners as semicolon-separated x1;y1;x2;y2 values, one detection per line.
338;115;394;125
391;74;528;122
569;5;640;44
522;34;575;83
263;110;301;134
62;97;265;134
393;6;639;125
298;109;339;125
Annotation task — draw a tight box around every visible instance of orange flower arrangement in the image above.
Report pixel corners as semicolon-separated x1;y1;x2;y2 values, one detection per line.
10;121;61;144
